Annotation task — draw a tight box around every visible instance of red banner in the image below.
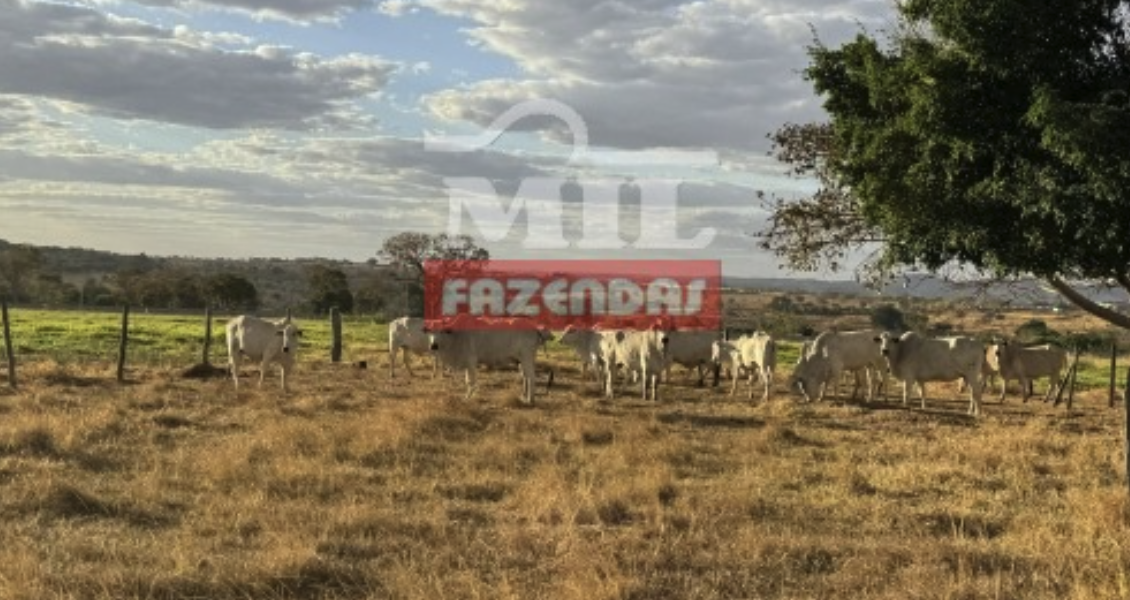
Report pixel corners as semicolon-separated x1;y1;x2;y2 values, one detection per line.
423;259;721;330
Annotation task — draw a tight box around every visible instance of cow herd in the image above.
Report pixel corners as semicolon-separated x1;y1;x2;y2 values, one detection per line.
224;315;1070;417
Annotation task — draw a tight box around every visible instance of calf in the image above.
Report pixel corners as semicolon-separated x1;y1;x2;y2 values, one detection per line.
601;329;669;401
712;332;776;401
558;325;605;383
388;316;437;379
226;315;302;392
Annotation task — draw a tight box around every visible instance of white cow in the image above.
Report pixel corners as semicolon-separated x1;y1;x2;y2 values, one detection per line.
226;315;302;392
711;332;776;401
995;342;1067;403
600;329;669;401
789;330;886;402
558;325;605;383
875;331;985;416
958;344;1002;396
427;328;554;403
663;330;722;387
388;316;437;379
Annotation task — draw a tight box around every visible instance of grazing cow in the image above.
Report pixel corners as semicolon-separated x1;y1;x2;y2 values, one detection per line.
601;329;669;401
226;315;302;393
875;332;985;416
789;330;887;403
958;344;1002;396
427;328;554;403
663;330;722;387
388;317;437;379
995;342;1067;402
558;325;605;383
711;332;776;401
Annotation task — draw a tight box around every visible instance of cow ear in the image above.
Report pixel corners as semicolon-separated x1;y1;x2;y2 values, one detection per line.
615;331;625;342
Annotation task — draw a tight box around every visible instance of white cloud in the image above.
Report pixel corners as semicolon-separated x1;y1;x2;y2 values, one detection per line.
414;0;892;151
125;0;376;22
0;0;398;129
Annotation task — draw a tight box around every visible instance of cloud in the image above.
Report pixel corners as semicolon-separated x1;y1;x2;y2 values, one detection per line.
414;0;892;151
122;0;376;22
0;0;398;129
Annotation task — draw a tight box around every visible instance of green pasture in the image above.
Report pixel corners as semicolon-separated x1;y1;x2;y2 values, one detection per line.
0;308;1122;392
0;309;390;369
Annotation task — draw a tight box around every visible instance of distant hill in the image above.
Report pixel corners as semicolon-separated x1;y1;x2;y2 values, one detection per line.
726;272;1130;310
0;238;392;312
4;238;1127;311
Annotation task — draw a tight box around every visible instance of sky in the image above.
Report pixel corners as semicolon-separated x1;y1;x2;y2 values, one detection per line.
0;0;895;278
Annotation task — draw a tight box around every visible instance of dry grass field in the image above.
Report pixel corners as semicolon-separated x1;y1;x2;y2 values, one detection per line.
0;304;1128;599
0;343;1128;599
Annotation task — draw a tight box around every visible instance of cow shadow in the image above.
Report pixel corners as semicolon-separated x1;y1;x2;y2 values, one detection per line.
655;411;766;430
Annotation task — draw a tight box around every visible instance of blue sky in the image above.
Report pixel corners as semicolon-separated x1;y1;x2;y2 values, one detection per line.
0;0;892;277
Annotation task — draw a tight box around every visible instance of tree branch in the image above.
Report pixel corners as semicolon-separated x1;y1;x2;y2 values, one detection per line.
1114;271;1130;295
1046;275;1130;330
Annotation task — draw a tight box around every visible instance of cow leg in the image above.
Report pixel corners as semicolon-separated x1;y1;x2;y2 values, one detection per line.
229;354;242;390
280;362;290;394
918;381;927;410
761;368;771;402
604;364;616;400
389;348;397;379
968;376;983;416
464;368;478;402
521;359;535;404
402;350;416;378
730;366;740;397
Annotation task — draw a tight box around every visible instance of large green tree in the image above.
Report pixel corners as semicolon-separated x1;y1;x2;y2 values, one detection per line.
762;0;1130;328
0;245;43;302
305;264;354;315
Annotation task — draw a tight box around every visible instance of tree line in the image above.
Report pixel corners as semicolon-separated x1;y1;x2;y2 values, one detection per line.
0;232;489;317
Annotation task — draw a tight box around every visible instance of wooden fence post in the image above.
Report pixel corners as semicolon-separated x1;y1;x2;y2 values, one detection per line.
330;307;342;363
1054;349;1080;407
1066;354;1079;411
116;304;130;383
1111;343;1118;408
202;307;213;365
2;300;15;389
1125;382;1130;497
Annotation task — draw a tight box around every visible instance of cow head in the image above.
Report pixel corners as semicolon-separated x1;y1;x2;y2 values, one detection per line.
788;354;828;401
428;329;455;351
874;331;899;357
276;321;301;354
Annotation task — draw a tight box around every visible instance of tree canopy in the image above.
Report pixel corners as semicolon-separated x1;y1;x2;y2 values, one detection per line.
761;0;1130;328
377;233;489;280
